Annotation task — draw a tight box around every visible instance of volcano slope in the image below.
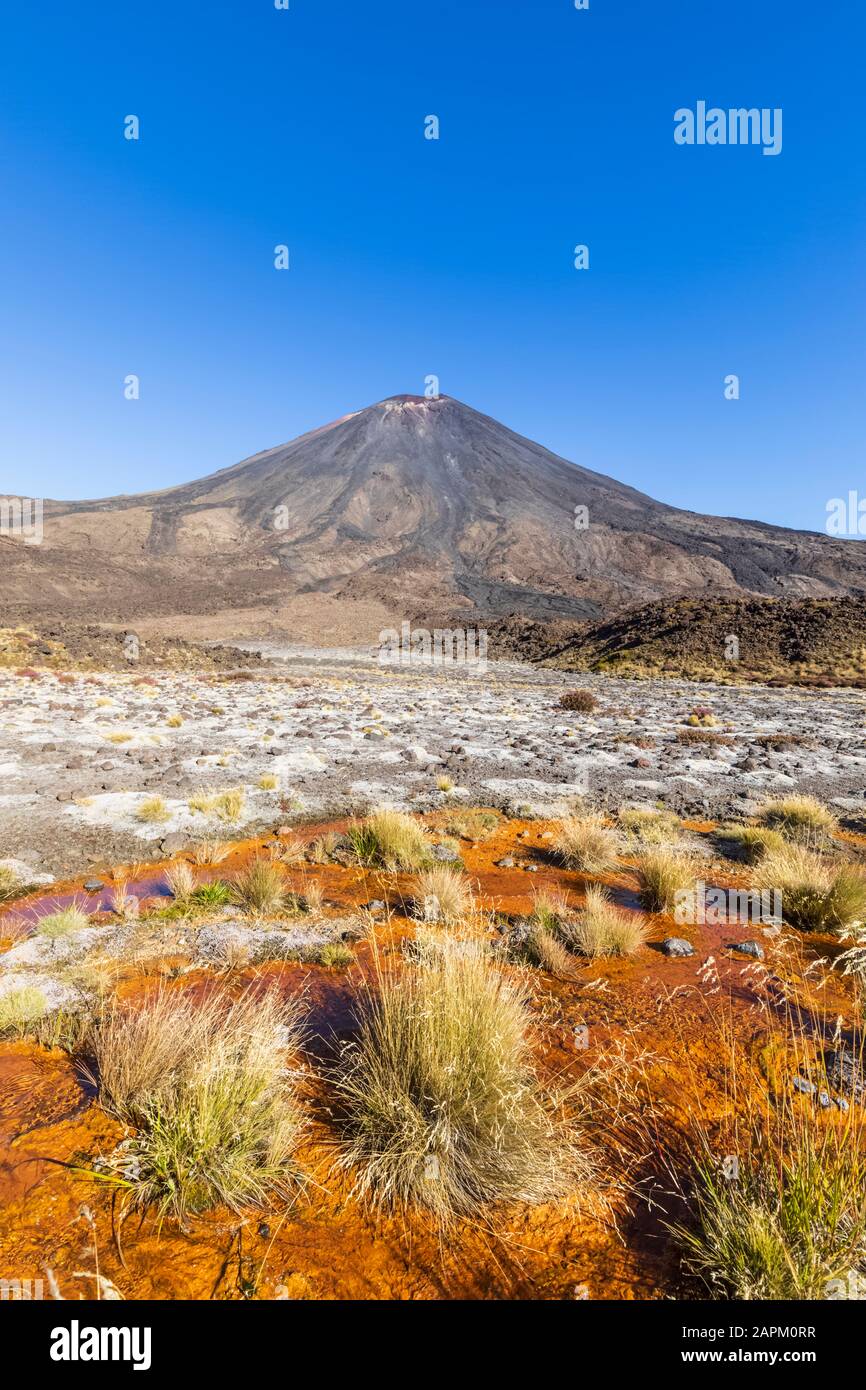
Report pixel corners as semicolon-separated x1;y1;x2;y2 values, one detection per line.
5;395;866;639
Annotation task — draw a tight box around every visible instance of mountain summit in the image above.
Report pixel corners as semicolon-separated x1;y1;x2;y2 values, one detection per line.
5;395;866;635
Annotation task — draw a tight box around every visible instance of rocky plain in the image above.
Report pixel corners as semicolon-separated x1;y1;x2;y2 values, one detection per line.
3;644;866;881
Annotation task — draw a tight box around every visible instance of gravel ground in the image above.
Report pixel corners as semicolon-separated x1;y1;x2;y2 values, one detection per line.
1;645;866;879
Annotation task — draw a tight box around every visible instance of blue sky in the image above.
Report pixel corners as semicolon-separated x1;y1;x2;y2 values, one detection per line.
1;0;863;532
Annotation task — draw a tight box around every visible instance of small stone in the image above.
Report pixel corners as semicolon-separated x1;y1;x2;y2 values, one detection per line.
83;879;105;893
366;900;386;914
495;857;516;868
430;844;459;862
731;940;765;960
818;1090;832;1109
661;937;694;958
792;1076;816;1096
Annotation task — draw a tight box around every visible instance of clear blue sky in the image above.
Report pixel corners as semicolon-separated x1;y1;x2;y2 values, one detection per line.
1;0;864;532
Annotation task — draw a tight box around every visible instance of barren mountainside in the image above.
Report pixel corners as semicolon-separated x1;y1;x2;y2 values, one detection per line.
4;394;866;633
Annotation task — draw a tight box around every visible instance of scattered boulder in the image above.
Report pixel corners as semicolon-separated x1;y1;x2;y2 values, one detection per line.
730;940;765;960
661;937;694;958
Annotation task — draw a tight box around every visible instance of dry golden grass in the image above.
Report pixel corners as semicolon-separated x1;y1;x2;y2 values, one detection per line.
618;807;682;846
190;839;232;866
0;865;22;904
188;787;246;823
565;885;650;959
525;923;576;976
109;881;139;918
757;795;839;838
87;987;307;1221
553;813;619;873
164;861;196;902
37;903;90;937
137;795;171;824
413;865;473;924
346;808;431;870
442;808;501;842
714;824;786;864
0;985;49;1035
756;842;866;933
634;848;696;913
268;832;306;865
229;857;286;915
669;1010;866;1300
335;945;593;1222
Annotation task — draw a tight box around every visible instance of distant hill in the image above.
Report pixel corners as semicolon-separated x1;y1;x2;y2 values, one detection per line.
527;595;866;687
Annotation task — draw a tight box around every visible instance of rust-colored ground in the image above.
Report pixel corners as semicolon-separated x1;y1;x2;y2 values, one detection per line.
0;816;858;1300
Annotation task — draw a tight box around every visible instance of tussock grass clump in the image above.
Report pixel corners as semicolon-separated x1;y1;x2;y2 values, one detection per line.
443;808;500;842
346;808;431;870
676;728;731;746
336;947;591;1221
318;942;355;969
634;849;695;913
137;795;170;824
110;881;139;918
298;879;324;915
524;924;575;976
671;1019;866;1300
191;840;231;866
565;885;650;959
188;788;246;823
758;795;838;838
553;814;619;873
618;807;682;846
37;903;90;937
530;887;574;934
559;689;598;713
258;773;279;791
230;858;286;915
89;988;307;1222
0;985;49;1035
309;831;344;864
435;774;455;793
757;844;866;933
269;833;305;865
166;714;184;728
164;862;195;902
189;880;231;908
676;1133;866;1300
414;865;473;924
714;824;786;865
0;865;23;904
